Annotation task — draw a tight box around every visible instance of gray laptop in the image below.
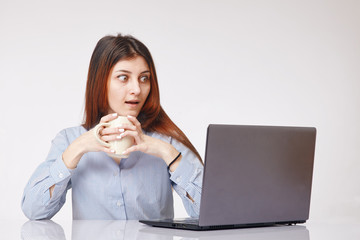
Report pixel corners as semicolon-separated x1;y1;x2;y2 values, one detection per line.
140;124;316;230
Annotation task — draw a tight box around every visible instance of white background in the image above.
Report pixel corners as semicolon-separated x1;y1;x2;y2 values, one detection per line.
0;0;359;223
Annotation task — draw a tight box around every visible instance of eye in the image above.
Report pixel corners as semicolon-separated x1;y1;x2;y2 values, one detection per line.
117;75;128;82
139;75;149;83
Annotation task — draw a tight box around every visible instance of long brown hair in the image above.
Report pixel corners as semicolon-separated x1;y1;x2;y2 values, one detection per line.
83;34;202;162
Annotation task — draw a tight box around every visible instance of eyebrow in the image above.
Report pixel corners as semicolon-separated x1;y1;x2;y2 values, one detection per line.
115;70;150;74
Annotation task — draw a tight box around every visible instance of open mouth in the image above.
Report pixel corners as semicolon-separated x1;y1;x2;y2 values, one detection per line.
125;100;140;105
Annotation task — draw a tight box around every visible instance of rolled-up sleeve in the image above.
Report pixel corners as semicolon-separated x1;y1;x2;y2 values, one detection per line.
21;130;72;220
169;138;204;218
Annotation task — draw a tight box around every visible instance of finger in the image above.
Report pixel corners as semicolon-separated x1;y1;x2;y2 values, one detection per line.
100;113;118;123
127;115;142;130
115;123;137;131
102;128;140;142
122;145;144;156
101;134;123;142
101;127;126;136
117;130;142;143
102;146;116;154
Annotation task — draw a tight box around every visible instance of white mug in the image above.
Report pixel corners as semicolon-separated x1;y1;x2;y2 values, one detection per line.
93;116;134;158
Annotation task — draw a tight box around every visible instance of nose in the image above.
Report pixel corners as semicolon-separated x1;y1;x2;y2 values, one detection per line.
129;79;141;95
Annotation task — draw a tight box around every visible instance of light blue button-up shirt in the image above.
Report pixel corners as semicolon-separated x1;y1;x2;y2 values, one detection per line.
21;126;203;220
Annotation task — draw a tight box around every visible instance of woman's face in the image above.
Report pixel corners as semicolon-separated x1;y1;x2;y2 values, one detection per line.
107;56;151;117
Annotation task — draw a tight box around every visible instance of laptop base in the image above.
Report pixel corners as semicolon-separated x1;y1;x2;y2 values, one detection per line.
139;219;305;231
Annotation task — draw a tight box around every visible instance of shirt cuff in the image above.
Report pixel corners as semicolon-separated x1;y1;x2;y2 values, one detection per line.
169;155;202;186
49;155;72;184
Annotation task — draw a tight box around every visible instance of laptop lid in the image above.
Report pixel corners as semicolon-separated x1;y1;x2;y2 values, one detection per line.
199;124;316;227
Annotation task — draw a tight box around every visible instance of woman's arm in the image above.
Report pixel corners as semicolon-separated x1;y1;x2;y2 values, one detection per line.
168;138;203;218
21;129;73;220
22;113;121;220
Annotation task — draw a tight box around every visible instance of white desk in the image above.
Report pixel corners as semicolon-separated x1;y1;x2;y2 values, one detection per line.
3;219;360;240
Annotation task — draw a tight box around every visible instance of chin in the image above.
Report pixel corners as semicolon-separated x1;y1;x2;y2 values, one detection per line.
112;107;140;118
125;111;140;117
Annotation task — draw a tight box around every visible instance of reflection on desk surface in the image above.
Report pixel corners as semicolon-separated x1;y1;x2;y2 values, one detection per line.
21;220;66;240
21;220;309;240
139;224;309;240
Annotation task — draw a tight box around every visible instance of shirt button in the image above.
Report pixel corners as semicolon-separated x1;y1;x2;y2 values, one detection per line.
196;168;201;173
176;176;181;182
113;171;118;176
116;200;122;207
58;173;64;178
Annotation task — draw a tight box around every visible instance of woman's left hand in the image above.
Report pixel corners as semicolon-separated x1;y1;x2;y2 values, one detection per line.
120;116;179;165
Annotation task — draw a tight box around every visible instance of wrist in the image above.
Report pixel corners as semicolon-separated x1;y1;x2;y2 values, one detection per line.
62;140;84;169
161;143;179;165
160;142;182;172
168;152;181;169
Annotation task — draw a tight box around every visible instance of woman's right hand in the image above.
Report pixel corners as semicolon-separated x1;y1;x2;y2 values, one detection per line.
62;113;120;169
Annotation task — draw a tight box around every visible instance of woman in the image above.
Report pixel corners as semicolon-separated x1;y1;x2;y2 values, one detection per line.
21;34;203;220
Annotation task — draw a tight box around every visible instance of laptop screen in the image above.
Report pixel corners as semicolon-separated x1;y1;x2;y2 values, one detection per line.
199;125;316;226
